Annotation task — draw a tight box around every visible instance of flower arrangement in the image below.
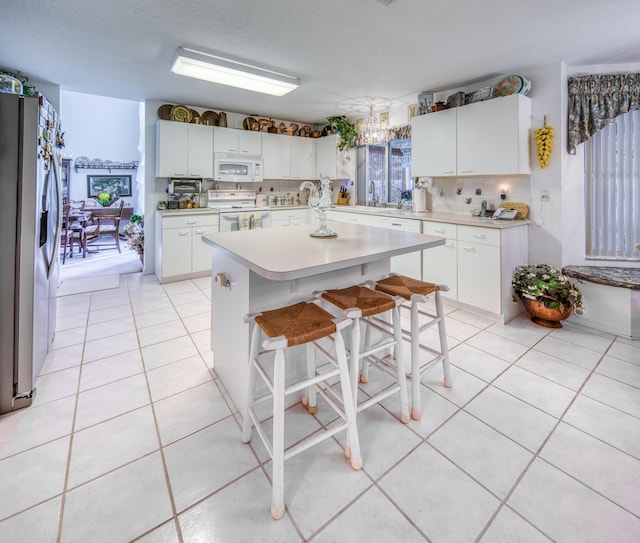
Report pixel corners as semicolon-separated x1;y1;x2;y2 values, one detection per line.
96;191;119;207
123;214;144;256
512;264;583;312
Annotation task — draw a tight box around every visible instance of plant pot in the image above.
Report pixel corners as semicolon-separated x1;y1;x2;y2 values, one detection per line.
520;297;572;328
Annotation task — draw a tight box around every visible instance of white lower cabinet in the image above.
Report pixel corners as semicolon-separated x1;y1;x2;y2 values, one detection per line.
328;210;422;278
270;208;309;228
422;222;458;299
155;213;219;283
422;220;528;322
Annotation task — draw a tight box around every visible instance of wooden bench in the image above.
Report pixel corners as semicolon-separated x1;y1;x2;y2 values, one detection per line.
562;266;640;339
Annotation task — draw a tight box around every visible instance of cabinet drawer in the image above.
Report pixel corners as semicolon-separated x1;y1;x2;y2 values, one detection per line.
162;214;219;229
374;217;421;232
423;221;457;239
458;225;500;246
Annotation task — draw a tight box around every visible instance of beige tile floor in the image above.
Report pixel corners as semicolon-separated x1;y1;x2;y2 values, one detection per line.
1;271;639;542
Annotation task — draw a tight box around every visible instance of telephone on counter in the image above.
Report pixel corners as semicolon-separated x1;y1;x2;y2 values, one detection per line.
493;207;518;220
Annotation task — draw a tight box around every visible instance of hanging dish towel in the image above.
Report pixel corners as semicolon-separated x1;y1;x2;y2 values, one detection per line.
249;213;262;230
238;212;250;230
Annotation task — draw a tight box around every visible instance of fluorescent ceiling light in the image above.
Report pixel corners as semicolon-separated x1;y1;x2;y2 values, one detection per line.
171;47;299;97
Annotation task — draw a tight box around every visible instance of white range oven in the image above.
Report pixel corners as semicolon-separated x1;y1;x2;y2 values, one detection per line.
207;189;271;232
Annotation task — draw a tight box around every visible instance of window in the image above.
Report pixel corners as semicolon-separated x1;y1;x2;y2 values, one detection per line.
356;138;412;205
584;110;640;260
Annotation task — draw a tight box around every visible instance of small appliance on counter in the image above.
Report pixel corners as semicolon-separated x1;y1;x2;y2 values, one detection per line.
169;178;202;194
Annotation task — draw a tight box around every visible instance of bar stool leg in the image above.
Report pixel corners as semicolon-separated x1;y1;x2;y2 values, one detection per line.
302;342;318;414
410;299;422;420
241;323;261;443
335;329;362;469
435;291;453;389
271;349;286;520
358;319;369;383
392;305;410;424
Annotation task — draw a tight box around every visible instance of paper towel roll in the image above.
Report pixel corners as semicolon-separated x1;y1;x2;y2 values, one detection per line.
412;188;427;212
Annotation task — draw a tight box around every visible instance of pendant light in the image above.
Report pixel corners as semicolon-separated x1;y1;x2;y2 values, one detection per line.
361;104;386;144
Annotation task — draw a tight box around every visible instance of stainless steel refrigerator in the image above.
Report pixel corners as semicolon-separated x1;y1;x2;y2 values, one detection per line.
0;92;62;414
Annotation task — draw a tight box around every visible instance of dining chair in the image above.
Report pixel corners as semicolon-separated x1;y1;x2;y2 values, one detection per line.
84;200;125;252
60;204;86;263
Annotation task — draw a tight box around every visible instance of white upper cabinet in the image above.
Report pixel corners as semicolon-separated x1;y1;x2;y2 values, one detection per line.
411;94;531;177
315;134;338;179
156;120;214;178
290;137;315;179
262;133;292;179
457;94;531;175
411;108;456;177
213;127;261;154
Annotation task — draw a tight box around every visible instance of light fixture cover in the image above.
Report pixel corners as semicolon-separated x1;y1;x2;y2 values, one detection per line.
171;47;299;97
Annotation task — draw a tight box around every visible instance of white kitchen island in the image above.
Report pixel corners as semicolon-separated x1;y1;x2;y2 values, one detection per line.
202;221;445;412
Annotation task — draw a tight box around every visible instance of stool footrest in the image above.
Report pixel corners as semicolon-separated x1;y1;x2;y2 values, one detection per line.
358;384;401;413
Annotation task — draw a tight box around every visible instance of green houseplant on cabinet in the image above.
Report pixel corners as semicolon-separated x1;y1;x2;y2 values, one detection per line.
512;264;583;328
326;115;357;158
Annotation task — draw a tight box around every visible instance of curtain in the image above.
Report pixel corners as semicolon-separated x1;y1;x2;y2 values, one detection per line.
567;73;640;154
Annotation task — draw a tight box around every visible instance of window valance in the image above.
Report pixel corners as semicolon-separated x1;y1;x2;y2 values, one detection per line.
567;73;640;154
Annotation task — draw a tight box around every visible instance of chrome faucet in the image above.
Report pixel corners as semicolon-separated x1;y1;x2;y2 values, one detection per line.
368;180;376;206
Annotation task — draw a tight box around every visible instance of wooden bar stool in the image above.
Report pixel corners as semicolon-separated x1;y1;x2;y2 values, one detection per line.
241;300;362;520
316;284;410;424
373;273;452;421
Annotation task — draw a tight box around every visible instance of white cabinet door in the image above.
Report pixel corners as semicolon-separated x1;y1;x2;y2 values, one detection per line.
411;109;456;177
457;94;531;175
262;133;291;179
156;121;188;177
457;225;502;314
423;240;458;299
315;135;337;179
192;225;219;273
162;228;192;278
238;131;261;154
373;216;422;278
213;127;239;153
187;124;214;178
156;121;213;178
290;137;315;180
422;221;458;299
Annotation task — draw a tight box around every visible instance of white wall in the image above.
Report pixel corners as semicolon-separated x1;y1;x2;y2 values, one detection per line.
60;91;141;208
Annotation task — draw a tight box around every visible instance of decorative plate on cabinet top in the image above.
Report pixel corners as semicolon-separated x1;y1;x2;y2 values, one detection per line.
170;105;192;123
157;104;172;120
201;110;219;126
494;75;531;97
446;91;465;108
242;116;259;130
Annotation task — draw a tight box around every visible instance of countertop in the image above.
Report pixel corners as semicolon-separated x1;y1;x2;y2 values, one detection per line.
331;206;530;229
157;208;219;216
202;221;444;281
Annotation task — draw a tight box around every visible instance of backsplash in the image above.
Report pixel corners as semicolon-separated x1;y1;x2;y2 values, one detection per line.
427;177;531;214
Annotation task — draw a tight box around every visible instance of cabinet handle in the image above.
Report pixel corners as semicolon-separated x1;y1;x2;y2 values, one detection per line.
189;173;200;177
391;223;402;227
227;148;237;152
462;246;476;252
435;228;445;233
187;220;197;225
472;234;486;239
442;170;454;174
178;231;189;236
350;218;358;222
174;172;186;176
446;243;455;249
194;229;205;234
460;169;473;173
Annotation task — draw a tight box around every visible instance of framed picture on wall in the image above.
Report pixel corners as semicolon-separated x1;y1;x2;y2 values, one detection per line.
86;175;132;197
61;159;71;203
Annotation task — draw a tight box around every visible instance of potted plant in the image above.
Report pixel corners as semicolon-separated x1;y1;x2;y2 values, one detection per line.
512;264;583;328
123;214;144;261
326;115;357;157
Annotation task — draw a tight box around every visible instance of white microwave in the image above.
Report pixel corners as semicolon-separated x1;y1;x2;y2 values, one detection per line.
214;153;263;183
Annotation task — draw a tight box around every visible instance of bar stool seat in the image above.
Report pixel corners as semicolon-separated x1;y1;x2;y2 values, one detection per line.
374;273;452;421
317;284;410;424
242;300;362;520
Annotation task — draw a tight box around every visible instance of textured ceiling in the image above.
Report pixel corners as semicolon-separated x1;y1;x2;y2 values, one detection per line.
2;0;640;123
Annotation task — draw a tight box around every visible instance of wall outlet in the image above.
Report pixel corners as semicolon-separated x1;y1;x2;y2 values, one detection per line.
540;189;550;202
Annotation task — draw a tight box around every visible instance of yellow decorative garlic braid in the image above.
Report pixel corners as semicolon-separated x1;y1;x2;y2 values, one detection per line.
534;118;554;169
